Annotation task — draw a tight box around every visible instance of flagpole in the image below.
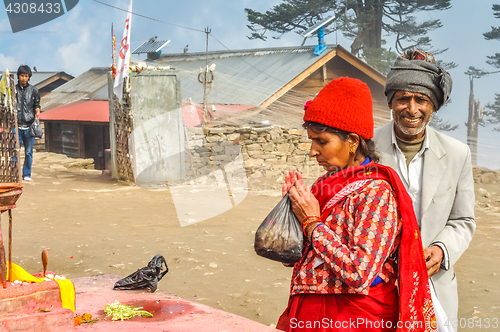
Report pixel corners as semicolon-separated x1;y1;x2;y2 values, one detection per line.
111;23;117;80
113;0;133;104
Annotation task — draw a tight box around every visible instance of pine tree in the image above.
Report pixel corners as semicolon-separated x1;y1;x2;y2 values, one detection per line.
245;0;451;73
484;4;500;131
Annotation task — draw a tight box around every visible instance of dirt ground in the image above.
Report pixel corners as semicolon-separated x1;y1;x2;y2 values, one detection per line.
2;151;500;330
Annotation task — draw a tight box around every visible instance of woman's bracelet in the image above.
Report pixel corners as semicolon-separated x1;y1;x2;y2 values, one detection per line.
301;215;321;225
309;223;326;241
301;215;322;236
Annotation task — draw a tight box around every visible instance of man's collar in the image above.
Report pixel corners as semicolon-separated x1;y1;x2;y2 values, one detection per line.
391;124;430;152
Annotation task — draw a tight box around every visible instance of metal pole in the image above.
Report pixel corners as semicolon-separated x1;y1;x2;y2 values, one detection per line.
202;27;211;125
8;209;12;282
0;213;5;288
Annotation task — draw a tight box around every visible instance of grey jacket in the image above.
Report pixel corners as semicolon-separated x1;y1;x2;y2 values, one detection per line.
374;121;475;322
16;83;40;128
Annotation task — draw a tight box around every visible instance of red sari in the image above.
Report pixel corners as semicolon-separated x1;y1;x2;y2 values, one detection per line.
277;162;437;332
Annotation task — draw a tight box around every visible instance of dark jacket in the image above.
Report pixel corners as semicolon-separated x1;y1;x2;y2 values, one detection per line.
16;83;40;128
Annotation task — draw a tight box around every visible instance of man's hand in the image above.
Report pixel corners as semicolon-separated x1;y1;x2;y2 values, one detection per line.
424;245;444;278
35;108;41;119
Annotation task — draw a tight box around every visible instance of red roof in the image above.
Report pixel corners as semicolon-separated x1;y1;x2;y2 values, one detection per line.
40;100;109;122
40;100;254;126
182;104;254;127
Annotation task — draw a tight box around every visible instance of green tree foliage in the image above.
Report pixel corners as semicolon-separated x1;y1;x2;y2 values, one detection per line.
245;0;451;73
430;114;459;132
483;4;500;130
485;92;500;131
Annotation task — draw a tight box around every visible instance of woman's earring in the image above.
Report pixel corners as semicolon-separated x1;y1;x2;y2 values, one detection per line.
349;147;356;155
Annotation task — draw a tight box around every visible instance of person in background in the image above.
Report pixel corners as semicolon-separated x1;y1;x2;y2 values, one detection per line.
16;65;40;181
277;77;437;332
374;50;475;326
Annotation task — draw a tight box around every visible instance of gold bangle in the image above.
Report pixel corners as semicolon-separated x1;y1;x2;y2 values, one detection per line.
301;216;322;236
301;215;321;225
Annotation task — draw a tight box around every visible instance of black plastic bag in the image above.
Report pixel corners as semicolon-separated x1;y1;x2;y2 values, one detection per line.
29;119;43;138
254;193;303;264
113;254;168;292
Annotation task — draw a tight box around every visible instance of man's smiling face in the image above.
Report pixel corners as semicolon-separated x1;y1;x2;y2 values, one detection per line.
389;90;435;141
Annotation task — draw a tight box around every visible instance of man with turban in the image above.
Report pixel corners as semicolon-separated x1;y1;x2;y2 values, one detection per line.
374;50;475;327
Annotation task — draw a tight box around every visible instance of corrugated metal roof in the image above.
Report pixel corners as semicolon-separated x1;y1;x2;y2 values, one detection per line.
0;71;73;88
28;72;61;86
40;68;109;111
37;45;386;126
147;45;338;106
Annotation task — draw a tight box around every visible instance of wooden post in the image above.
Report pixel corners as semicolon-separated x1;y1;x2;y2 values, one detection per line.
6;73;22;182
322;64;327;84
78;124;85;159
45;122;51;152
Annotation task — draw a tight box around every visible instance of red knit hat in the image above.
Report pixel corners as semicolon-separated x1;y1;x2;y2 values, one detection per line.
303;77;374;139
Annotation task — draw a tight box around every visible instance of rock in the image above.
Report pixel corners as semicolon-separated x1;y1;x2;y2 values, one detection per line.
262;143;274;152
250;171;262;178
248;150;264;157
269;131;280;140
288;155;306;163
206;135;223;143
265;170;282;178
253;126;272;133
226;133;240;141
244;158;264;168
276;143;292;152
288;129;303;136
225;145;241;155
296;143;311;151
210;145;224;153
209;127;234;134
256;137;267;143
481;172;495;184
246;144;262;151
478;188;491;198
293;149;310;155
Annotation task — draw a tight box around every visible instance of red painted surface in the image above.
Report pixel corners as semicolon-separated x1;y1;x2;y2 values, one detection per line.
0;276;74;331
0;274;277;331
40;100;253;127
182;104;254;127
0;308;74;332
72;274;277;332
40;100;109;123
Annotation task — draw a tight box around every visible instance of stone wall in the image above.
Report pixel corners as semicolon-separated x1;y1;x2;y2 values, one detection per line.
184;125;323;192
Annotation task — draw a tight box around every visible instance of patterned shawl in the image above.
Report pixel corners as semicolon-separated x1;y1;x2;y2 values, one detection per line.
311;162;437;332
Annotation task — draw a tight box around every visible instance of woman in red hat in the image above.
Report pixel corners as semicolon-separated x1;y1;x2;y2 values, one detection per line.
276;77;437;332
